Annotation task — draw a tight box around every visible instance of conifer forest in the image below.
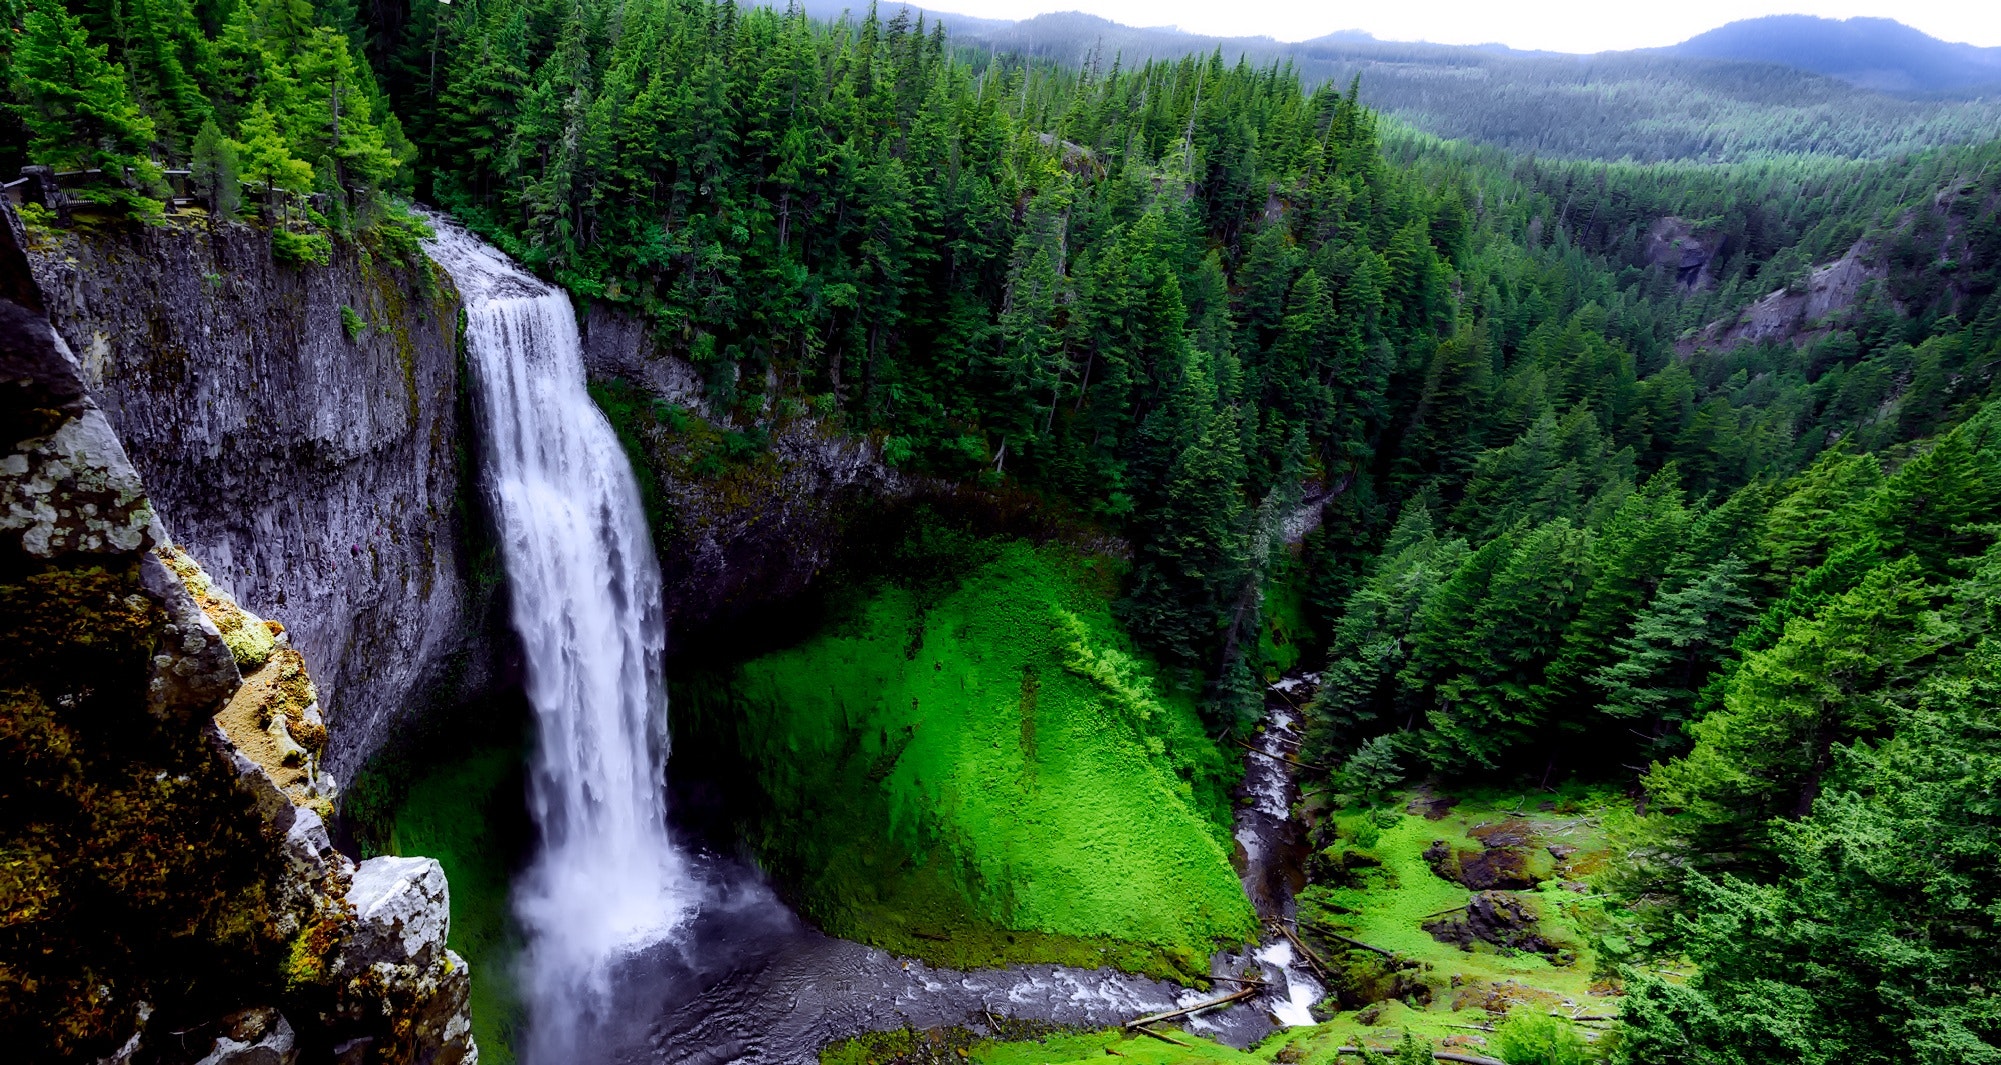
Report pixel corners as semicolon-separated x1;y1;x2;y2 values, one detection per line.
3;1;2000;1063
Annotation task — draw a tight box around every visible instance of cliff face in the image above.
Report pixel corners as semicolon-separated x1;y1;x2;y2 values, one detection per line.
578;304;908;645
25;218;494;782
0;205;473;1064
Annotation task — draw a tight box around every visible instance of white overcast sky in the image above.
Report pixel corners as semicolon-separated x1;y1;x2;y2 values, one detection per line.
914;1;2001;52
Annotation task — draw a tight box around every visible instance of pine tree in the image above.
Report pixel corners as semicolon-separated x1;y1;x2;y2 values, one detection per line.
8;0;159;175
234;97;313;199
189;116;242;216
1594;555;1755;753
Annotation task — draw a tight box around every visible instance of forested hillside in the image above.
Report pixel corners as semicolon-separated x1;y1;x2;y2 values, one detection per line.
6;0;2000;1059
1663;14;2001;94
864;8;2001;162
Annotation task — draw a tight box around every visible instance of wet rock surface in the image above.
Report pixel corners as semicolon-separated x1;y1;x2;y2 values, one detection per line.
579;306;910;644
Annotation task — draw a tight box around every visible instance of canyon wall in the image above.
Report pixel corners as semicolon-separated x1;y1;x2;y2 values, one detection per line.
25;218;498;782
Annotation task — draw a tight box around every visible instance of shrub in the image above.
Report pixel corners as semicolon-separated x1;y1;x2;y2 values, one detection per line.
272;228;332;268
1493;1010;1595;1065
341;305;367;342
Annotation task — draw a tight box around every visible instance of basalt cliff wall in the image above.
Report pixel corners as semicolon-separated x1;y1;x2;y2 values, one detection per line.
25;217;498;782
578;303;910;648
0;203;473;1064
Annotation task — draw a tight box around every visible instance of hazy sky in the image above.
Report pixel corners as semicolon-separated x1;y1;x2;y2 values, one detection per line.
911;1;2001;52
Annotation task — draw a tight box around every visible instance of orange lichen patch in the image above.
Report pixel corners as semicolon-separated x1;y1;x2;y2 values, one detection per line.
215;647;326;804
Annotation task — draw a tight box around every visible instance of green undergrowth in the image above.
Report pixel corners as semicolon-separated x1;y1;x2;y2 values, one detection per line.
692;535;1256;979
381;745;528;1065
1293;787;1624;1040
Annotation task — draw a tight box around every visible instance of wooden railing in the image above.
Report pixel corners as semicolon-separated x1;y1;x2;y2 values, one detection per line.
3;165;332;216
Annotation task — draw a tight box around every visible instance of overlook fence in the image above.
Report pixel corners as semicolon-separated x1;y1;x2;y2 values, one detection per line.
2;165;332;218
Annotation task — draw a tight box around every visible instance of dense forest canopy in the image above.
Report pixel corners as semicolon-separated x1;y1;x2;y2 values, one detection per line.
5;0;2001;1059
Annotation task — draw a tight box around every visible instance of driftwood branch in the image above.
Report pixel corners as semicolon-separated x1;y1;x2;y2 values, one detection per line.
1271;920;1339;979
1122;986;1258;1029
1131;1025;1192;1047
1298;919;1397;959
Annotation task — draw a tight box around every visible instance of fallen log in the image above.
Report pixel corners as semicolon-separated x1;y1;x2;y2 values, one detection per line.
1418;902;1471;920
1122;987;1259;1029
1297;919;1397;959
1131;1025;1192;1048
1271;920;1338;979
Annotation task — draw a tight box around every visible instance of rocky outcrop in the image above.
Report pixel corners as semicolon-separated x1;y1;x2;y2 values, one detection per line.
1687;240;1886;353
1423;890;1559;956
1645;216;1728;290
1;202;473;1064
578;306;909;643
1422;818;1553;891
330;857;474;1064
25;216;495;782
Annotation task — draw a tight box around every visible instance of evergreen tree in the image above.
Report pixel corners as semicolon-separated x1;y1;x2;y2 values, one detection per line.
1594;555;1756;754
189;116;242;216
8;0;158;175
234;97;312;198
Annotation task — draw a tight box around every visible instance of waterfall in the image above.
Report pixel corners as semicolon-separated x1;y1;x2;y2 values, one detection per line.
424;220;693;1060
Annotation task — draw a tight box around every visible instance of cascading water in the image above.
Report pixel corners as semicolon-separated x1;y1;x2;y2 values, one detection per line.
423;220;694;1061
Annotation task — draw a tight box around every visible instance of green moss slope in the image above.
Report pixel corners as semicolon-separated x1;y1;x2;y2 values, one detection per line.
722;540;1256;977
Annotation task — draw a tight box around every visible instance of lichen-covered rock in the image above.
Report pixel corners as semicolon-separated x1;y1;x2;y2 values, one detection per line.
329;857;477;1065
193;1008;299;1065
27;217;496;782
346;857;451;969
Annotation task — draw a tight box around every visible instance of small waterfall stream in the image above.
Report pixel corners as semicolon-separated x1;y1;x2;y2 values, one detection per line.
424;220;696;1062
1231;673;1328;1028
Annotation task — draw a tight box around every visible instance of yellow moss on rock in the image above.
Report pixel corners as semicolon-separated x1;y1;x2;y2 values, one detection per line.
157;544;277;670
156;544;331;807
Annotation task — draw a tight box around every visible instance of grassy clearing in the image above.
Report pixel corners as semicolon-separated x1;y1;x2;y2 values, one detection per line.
946;787;1626;1064
712;538;1257;978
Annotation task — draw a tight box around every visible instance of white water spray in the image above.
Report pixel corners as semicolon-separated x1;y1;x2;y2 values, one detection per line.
425;220;693;1060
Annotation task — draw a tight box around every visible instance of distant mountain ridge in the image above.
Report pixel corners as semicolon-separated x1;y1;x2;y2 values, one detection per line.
753;3;2001;161
1661;15;2001;95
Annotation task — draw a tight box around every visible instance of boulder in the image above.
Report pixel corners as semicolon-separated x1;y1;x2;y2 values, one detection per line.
193;1008;297;1065
346;857;450;970
331;857;477;1065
